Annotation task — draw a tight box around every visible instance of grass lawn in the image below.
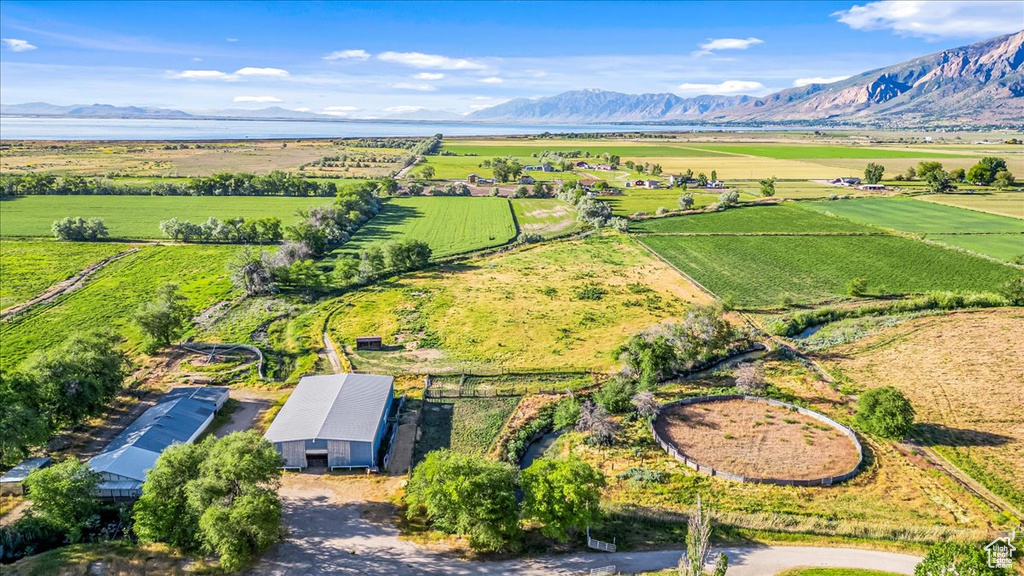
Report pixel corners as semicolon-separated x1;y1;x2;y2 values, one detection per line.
0;240;130;310
0;244;239;370
638;234;1020;307
511;198;583;238
413;397;519;463
631;204;872;234
683;143;973;159
919;192;1024;219
604;189;721;216
328;234;703;374
0;195;332;238
803;197;1024;234
731;180;844;199
333;196;516;259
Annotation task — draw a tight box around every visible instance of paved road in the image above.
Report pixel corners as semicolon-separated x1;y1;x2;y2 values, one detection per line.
251;477;922;576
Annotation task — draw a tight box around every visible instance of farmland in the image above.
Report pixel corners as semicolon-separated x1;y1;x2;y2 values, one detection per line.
510;198;582;237
332;196;517;258
0;240;129;310
675;143;970;159
919;192;1024;219
803;197;1024;234
604;189;722;216
638;234;1019;307
413;397;520;463
0;244;239;370
631;204;872;234
0;195;332;238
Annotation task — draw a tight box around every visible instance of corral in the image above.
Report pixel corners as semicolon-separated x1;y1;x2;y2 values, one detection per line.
652;396;862;485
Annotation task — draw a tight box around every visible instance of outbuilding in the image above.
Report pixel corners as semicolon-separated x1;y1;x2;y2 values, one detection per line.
264;373;395;470
0;457;52;496
356;336;383;350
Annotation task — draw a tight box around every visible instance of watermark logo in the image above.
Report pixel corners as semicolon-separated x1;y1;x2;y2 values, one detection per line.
985;528;1017;570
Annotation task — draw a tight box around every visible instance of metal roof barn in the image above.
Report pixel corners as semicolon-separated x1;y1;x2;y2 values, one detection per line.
0;457;51;496
264;374;394;470
88;386;229;499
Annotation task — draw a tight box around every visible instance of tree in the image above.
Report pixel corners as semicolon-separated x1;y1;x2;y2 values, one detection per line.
520;457;605;542
514;185;529;198
915;541;1008;576
576;400;617;446
0;371;50;467
491;157;523;183
924;167;955;194
405;450;520;552
758;176;776;197
384;239;432;272
716;190;739;208
904;166;917;180
420;165;436;179
617;333;677;390
916;161;944;182
359;244;387;280
678;193;695;210
576;197;613;227
1000;276;1024;305
553;396;581;430
733;363;765;394
679;496;727;576
24;459;101;543
133;442;209;550
993;169;1015;190
229;247;276;296
134;283;193;351
710;170;717;182
855;386;915;439
696;173;709;187
52;217;109;241
593;376;635;413
965;163;994;185
631;391;660;420
948;168;965;182
864;163;884;184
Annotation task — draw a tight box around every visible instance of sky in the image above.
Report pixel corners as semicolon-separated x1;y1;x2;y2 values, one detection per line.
1;1;1022;117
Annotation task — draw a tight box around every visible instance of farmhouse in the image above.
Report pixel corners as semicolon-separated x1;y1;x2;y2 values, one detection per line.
467;173;479;184
264;373;395;470
88;387;229;499
575;161;592;169
831;177;862;186
859;184;886;191
578;179;599;191
668;175;692;186
706;180;725;189
0;457;51;496
519;175;536;185
595;163;616;171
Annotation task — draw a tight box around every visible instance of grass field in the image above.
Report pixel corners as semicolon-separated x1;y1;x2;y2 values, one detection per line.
827;310;1024;511
919;192;1024;219
414;397;519;463
0;244;239;370
0;240;130;310
411;155;581;182
638;235;1020;307
731;180;843;199
680;143;972;159
631;204;872;234
510;198;582;237
603;189;722;216
328;234;705;374
803;197;1024;234
0;195;332;238
442;143;730;157
929;234;1024;262
775;569;904;576
332;197;516;259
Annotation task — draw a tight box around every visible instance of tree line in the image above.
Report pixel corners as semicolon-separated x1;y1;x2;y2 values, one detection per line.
2;171;358;197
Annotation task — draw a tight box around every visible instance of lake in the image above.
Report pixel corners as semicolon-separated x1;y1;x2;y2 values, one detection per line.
0;116;773;141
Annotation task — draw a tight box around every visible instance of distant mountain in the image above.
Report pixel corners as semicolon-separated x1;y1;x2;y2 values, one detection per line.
709;30;1024;126
1;102;192;118
469;89;752;122
196;107;329;120
379;108;466;121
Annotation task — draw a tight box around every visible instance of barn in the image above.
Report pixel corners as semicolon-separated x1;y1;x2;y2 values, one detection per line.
264;373;395;470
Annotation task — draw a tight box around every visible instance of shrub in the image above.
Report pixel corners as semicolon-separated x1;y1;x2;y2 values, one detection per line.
24;459;101;543
520;456;604;542
1002;276;1024;305
734;362;766;394
134;283;193;352
855;386;915;439
678;193;695;210
915;540;1009;576
847;277;868;297
630;390;660;419
574;282;607;301
52;217;108;241
518;232;544;244
553;396;581;430
593;376;635;413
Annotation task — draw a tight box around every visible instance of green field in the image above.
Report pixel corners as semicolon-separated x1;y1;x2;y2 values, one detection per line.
639;234;1020;307
442;143;729;157
333;197;517;259
0;195;333;238
775;569;903;576
631;204;872;234
920;192;1024;219
603;189;722;216
0;240;130;310
0;244;239;370
412;155;581;182
929;234;1024;262
413;397;519;463
681;143;971;159
511;198;582;238
803;197;1024;234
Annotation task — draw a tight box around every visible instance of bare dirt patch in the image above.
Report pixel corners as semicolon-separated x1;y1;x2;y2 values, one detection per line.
655;399;860;481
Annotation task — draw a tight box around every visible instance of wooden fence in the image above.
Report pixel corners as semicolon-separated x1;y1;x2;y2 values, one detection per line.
651;394;863;487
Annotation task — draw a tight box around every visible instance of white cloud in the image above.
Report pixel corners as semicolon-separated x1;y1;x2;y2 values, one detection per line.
171;69;236;80
414;72;445;80
2;38;38;52
676;80;766;95
384;105;425;113
233;95;282;103
226;37;239;42
324;49;370;61
233;67;289;77
695;37;763;56
294;107;311;112
833;1;1024;38
793;75;852;87
191;57;203;62
468;104;492;110
391;82;437;91
378;51;487;70
478;76;504;84
324;106;359;111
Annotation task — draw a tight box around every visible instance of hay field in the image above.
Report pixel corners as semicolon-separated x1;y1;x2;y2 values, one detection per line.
511;198;582;237
826;310;1024;510
0;240;130;310
919;193;1024;219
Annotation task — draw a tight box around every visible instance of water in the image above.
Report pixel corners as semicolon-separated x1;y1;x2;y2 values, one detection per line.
0;116;772;141
519;429;563;470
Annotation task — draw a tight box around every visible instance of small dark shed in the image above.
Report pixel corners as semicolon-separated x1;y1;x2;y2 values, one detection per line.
356;336;383;350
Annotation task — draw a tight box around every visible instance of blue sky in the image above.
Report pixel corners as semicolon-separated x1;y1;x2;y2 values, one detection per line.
1;1;1022;117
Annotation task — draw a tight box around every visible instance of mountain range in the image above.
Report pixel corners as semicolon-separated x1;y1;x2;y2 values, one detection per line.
3;31;1021;127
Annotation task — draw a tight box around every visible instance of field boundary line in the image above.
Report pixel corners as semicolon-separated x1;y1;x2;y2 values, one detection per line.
632;237;719;302
0;246;140;321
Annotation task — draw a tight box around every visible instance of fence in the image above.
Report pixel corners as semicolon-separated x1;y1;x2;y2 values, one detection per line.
591;566;617;576
586;527;617;553
651;395;863;487
177;341;265;379
422;370;597;399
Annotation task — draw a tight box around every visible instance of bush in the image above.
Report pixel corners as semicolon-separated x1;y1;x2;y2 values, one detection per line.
520;457;604;542
915;540;1009;575
593;376;635;413
734;362;766;394
847;277;868;297
553;397;581;431
855;386;915;439
52;217;108;241
0;515;65;563
24;459;101;543
574;282;607;301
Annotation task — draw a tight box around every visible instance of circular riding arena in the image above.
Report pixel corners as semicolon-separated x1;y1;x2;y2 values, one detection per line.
653;395;862;486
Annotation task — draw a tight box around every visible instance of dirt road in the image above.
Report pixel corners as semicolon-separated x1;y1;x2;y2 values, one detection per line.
250;475;922;576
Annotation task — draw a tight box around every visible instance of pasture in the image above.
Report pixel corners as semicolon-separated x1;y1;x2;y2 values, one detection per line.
333;196;516;258
0;244;239;370
0;240;129;310
803;197;1024;234
327;235;704;374
630;204;871;234
929;234;1024;262
603;189;722;216
919;192;1024;219
678;143;970;159
638;234;1019;307
442;142;730;157
510;198;582;237
0;195;331;238
413;397;520;463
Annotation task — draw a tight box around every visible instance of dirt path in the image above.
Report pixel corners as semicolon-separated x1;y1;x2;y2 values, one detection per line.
215;388;281;437
0;501;30;527
0;247;139;320
322;331;344;373
250;475;922;576
387;408;418;475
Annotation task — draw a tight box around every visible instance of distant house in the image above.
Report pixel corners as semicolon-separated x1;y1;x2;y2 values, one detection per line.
523;165;540;171
476;177;493;185
356;336;383;350
575;161;592;169
578;179;598;191
467;173;479;184
595;163;616;171
264;374;395;470
0;457;51;496
859;184;885;191
706;180;725;189
646;180;661;189
541;162;556;172
668;175;691;186
519;175;536;185
830;177;861;186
